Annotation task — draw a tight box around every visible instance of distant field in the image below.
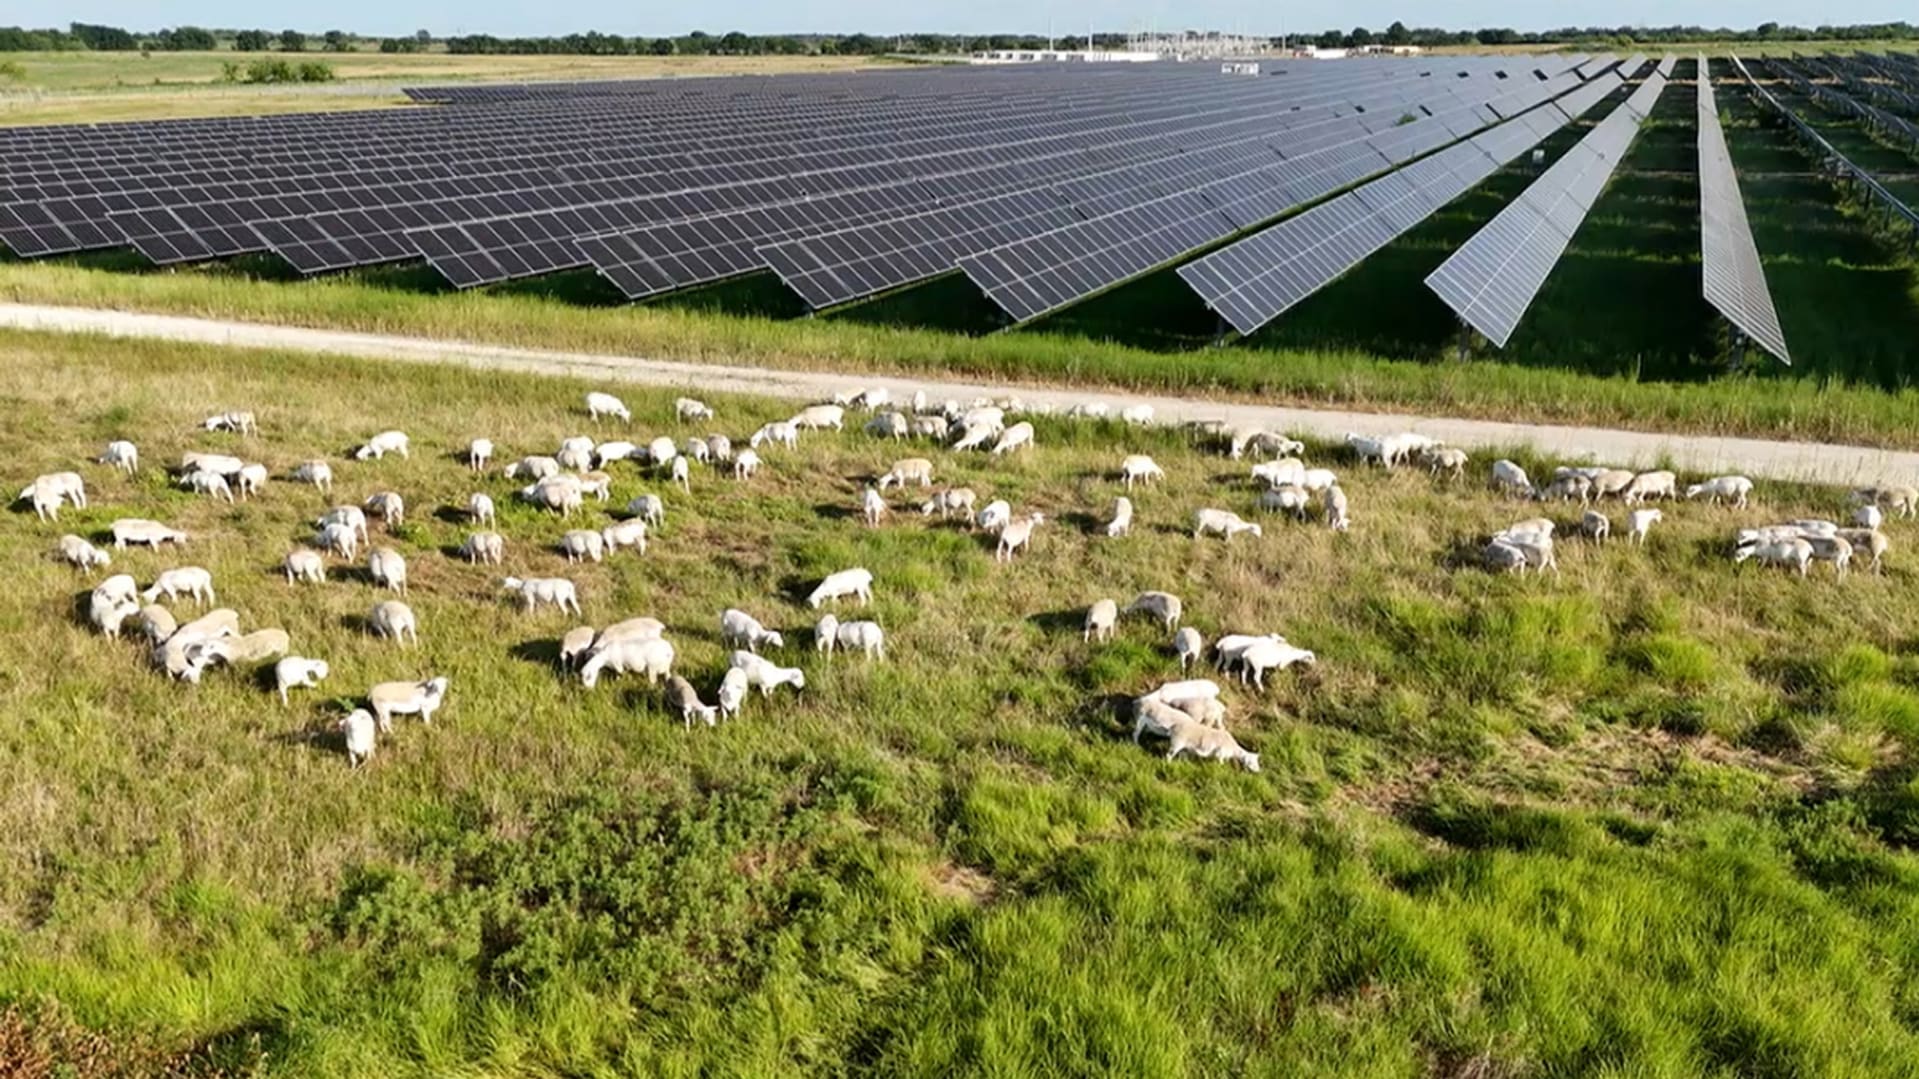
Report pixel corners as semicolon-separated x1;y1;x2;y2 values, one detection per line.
6;327;1919;1075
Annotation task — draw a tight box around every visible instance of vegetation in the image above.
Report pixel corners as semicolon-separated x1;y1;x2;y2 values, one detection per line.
4;327;1919;1074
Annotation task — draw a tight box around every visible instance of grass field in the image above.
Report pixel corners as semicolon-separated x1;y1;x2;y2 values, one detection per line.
6;327;1919;1074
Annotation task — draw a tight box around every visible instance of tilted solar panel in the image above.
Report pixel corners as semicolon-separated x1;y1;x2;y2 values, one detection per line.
1695;59;1790;363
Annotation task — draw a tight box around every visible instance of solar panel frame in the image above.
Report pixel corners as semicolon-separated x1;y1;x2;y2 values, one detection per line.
1695;59;1791;364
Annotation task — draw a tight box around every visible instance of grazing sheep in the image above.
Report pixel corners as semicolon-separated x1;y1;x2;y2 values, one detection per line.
911;415;950;440
957;406;1005;435
556;438;596;473
315;522;359;561
1173;627;1204;671
976;500;1012;534
1084;599;1118;643
1323;485;1351;532
18;472;87;520
1259;485;1311;520
1854;504;1885;530
718;667;749;718
833;620;886;660
733;449;762;479
808;567;874;609
815;613;840;654
996;514;1044;561
601;519;648;557
705;434;734;463
721;608;785;653
670;456;690;493
594;440;640;467
135;605;177;644
1806;534;1855;578
502;576;581;615
586;391;632;423
862;486;887;527
1213;634;1286;675
1585;469;1635;500
1301;468;1339;494
1227;428;1303;460
591;618;668;655
177;469;235;503
790;404;845;431
340;710;377;767
559;530;606;564
141;566;215;606
57;534;111;572
989;422;1035;456
681;438;709;464
179;452;244;477
368;548;408;593
1838;528;1889;574
466;438;494;471
1621;470;1678;505
730;650;806;697
1252;458;1306;489
467;493;495;526
292;460;334;493
1237;639;1315;690
1628;509;1663;546
1164;716;1261;772
203;411;258;435
1538;473;1592;503
1120;455;1164;489
273;656;328;706
1734;536;1814;576
666;675;719;729
676;397;714;422
1105;496;1134;538
1484;541;1528;574
551;627;598;672
368;600;418;644
1193;508;1262;541
368;676;449;730
1582;510;1611;543
1345;433;1399;468
580;638;676;688
284;548;325;584
641;436;677;469
879;457;935;490
1852;485;1919;520
951;423;996;453
153;610;240;678
98;440;139;474
1125;591;1183;630
1138;678;1223;705
1069;401;1110;419
750;422;798;451
111;519;188;550
185;628;291;683
920;487;977;519
521;475;584;517
626;494;666;528
1168;696;1228;728
1115;403;1153;426
1132;696;1193;744
505;455;562;481
88;575;140;637
1502;535;1559;575
1491;459;1534;497
354;430;410;460
1686;475;1754;508
459;531;505;566
364;491;404;530
1425;446;1468;480
234;463;268;500
866;412;909;440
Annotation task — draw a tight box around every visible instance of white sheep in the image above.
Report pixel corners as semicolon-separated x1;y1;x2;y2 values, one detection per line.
878;457;935;490
319;505;370;543
368;548;408;593
1173;627;1204;671
1167;695;1228;729
594;440;639;467
976;500;1012;533
177;469;235;503
274;656;328;706
185;628;290;684
601;519;648;556
790;404;845;431
833;620;886;660
1852;485;1919;519
88;575;140;637
315;522;359;561
1258;485;1311;520
465;438;494;471
670;456;690;493
1194;508;1262;541
706;434;734;463
368;600;418;644
1345;433;1397;468
951;423;996;453
1237;639;1315;690
503;576;581;615
1425;446;1468;480
1538;473;1592;503
911;415;950;440
1838;528;1889;574
284;548;325;584
1164;716;1260;772
203;410;258;435
866;412;909;440
1105;496;1134;538
1581;510;1611;542
559;530;606;564
1132;696;1200;744
591;618;667;655
1685;475;1753;508
18;471;87;520
467;492;496;525
364;491;405;529
676;397;714;422
1854;504;1885;530
815;613;840;654
368;676;449;731
1120;455;1164;489
996;514;1044;561
141;566;215;606
666;675;719;728
1806;534;1855;578
921;487;977;519
180;452;243;476
292;460;334;492
1627;508;1663;546
990;422;1035;456
682;438;709;464
340;710;377;767
721;608;785;653
862;486;887;527
1214;634;1286;674
730;650;806;697
1084;599;1119;643
1503;535;1559;575
556;438;596;473
134;604;177;644
580;638;676;688
1491;459;1534;497
354;430;410;460
1126;591;1183;630
586;391;632;423
459;531;504;566
1138;678;1222;705
1068;401;1110;419
1323;485;1351;532
808;567;873;608
626;494;666;527
98;440;139;474
717;667;749;718
505;455;561;481
1621;470;1677;505
57;534;111;572
750;422;798;451
233;463;267;500
111;518;188;549
1734;536;1814;576
1251;458;1304;489
733;449;762;479
1120;403;1155;425
1484;540;1528;573
1228;428;1303;460
521;475;583;517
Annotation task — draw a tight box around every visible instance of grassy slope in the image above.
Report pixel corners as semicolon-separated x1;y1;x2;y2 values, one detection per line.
4;327;1919;1074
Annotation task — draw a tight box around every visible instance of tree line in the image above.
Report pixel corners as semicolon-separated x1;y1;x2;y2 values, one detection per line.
1306;19;1919;48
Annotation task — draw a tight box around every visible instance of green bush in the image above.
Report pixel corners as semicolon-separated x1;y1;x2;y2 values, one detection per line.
243;58;296;83
297;61;335;82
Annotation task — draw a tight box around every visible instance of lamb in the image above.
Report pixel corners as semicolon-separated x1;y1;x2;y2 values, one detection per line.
177;469;235;503
1627;508;1663;545
721;608;785;653
676;397;714;422
1259;485;1311;520
789;404;845;431
234;463;268;500
989;422;1035;456
57;534;111;572
1084;599;1119;643
920;487;978;519
1193;508;1262;541
1105;496;1134;538
368;600;419;645
367;676;449;731
559;530;606;564
466;438;494;471
1237;639;1316;690
878;457;935;490
111;519;188;549
1734;536;1814;576
1163;716;1261;772
627;494;666;527
98;440;139;474
1125;591;1183;630
580;638;675;688
996;514;1044;561
1582;510;1611;543
1173;627;1204;671
292;460;334;493
1120;455;1164;489
1491;459;1534;497
340;710;377;767
808;567;874;608
586;391;632;423
717;667;749;718
1851;485;1919;519
585;472;616;502
1120;403;1155;425
750;422;798;451
20;471;87;519
1425;446;1468;481
1685;475;1754;508
601;519;648;556
833;620;886;660
368;548;408;593
467;493;496;525
1838;528;1889;574
283;548;325;584
1853;504;1884;530
705;434;733;463
670;456;690;493
203;410;257;435
733;449;762;479
505;455;562;481
363;491;404;530
1621;470;1678;505
862;486;887;527
354;430;410;460
315;522;359;560
1323;485;1351;532
503;576;581;615
730;650;806;697
273;656;328;706
976;500;1012;534
866;412;909;440
665;675;719;728
141;566;216;606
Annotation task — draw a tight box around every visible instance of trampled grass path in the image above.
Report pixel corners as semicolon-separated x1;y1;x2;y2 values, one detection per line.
6;300;1917;487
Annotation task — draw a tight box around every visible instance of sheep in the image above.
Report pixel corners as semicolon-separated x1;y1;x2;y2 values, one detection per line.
1164;716;1261;772
273;656;328;706
1425;446;1468;481
1167;695;1228;729
808;567;873;608
19;471;87;519
315;522;359;560
591;617;667;654
705;434;734;463
733;449;762;479
153;610;239;678
364;491;405;530
670;456;690;493
601;519;648;557
354;430;410;460
1504;536;1560;575
1582;510;1611;543
1627;508;1663;546
1125;591;1183;630
203;410;257;435
580;638;676;688
676;397;714;422
861;486;887;527
368;676;449;731
88;575;139;637
1237;639;1315;690
1139;678;1223;705
1120;455;1164;489
368;600;418;644
1193;508;1262;541
1806;534;1854;578
1590;469;1638;499
1491;459;1534;497
920;487;978;519
911;415;950;440
453;530;502;567
1227;428;1303;460
1214;634;1287;674
750;422;798;451
179;452;244;477
135;604;177;644
1621;470;1677;505
1345;433;1398;468
141;566;215;606
505;455;562;481
790;404;845;431
1259;485;1311;520
1105;496;1134;538
1300;468;1339;494
57;534;111;572
1323;485;1351;532
1084;599;1119;643
467;493;495;526
866;412;909;440
1120;403;1155;425
976;500;1012;534
1686;475;1754;508
292;460;334;493
465;438;494;472
503;576;581;615
282;548;325;585
951;423;996;453
593;440;639;468
1173;627;1204;671
586;391;632;423
718;667;749;718
1497;517;1556;541
721;608;785;653
559;530;606;564
957;406;1005;434
111;519;187;549
521;475;583;517
681;438;709;464
626;494;666;527
1537;473;1592;503
1851;485;1919;519
185;628;290;683
556;439;596;473
639;435;677;469
1838;528;1890;574
815;613;840;654
174;607;239;642
1132;696;1195;744
912;389;929;414
989;422;1035;456
176;469;235;503
340;710;377;767
368;548;408;594
98;440;139;474
730;650;806;697
1251;458;1305;489
1854;504;1885;530
665;675;719;729
879;457;935;490
833;620;886;660
229;463;267;500
996;514;1044;561
1784;519;1842;537
1734;536;1814;576
1068;401;1110;419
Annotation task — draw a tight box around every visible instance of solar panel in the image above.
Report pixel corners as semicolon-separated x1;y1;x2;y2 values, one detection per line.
1695;58;1790;364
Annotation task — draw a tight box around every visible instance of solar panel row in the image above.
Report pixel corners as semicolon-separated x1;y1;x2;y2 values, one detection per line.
1695;58;1791;364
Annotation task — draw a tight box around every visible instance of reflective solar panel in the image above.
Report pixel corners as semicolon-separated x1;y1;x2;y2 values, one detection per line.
1695;59;1790;364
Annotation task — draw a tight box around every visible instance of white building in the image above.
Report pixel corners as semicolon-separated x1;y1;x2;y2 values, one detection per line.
969;49;1161;63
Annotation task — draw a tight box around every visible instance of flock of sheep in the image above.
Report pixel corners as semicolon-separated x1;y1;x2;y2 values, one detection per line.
18;386;1914;772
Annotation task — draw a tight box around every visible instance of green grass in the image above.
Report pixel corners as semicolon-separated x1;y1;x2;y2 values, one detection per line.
5;327;1919;1074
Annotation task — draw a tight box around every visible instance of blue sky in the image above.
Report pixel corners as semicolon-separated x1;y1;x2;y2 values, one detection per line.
17;1;1915;37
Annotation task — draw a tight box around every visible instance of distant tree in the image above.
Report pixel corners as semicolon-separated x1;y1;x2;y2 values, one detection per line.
153;26;216;50
323;30;351;51
297;61;334;81
1346;26;1374;46
647;36;674;55
718;31;753;53
70;22;138;50
683;30;713;53
278;29;306;51
233;29;271;51
414;29;431;44
1383;20;1411;45
1314;29;1344;48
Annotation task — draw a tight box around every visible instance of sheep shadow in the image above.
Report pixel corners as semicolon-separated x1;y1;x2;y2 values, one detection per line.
509;638;566;674
1438;540;1492;572
1027;608;1090;635
811;502;860;522
68;590;95;629
1061;510;1105;536
432;506;473;526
